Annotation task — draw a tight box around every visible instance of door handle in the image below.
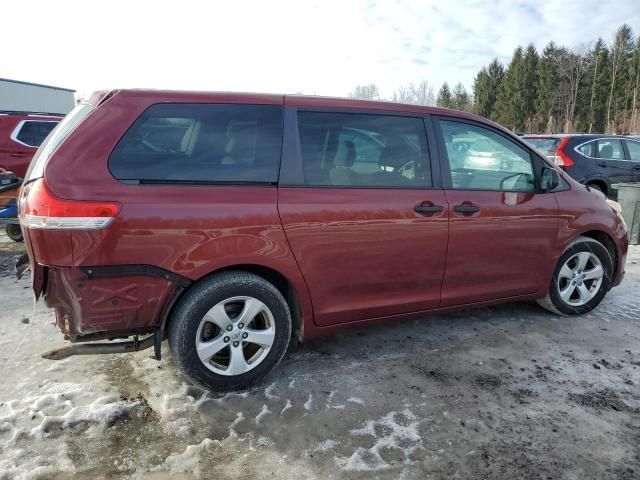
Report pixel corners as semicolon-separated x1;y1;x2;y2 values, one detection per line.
414;204;444;214
597;162;608;167
453;204;480;214
633;165;640;170
9;153;26;158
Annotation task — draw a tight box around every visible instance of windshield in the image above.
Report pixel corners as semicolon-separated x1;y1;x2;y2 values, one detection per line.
25;103;94;182
523;137;560;156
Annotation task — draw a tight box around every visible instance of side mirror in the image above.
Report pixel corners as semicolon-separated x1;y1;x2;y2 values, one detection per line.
540;167;560;191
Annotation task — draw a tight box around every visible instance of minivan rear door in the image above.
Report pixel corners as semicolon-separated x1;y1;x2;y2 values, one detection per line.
278;106;449;327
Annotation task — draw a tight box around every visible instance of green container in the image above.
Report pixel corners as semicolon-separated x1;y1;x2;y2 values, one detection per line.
613;183;640;245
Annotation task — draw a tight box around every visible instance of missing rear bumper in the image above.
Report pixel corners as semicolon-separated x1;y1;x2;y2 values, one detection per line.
42;334;155;360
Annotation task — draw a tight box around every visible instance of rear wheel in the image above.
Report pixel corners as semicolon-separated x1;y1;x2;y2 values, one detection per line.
168;271;292;391
5;224;23;242
537;236;613;316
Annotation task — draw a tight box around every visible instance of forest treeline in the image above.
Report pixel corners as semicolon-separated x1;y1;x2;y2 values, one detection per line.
348;24;640;134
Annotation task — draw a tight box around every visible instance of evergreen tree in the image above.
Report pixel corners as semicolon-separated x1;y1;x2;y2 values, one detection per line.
521;44;539;132
494;46;526;131
452;82;471;111
473;59;503;119
535;42;562;132
436;82;453;108
345;23;639;133
473;68;491;116
486;59;505;121
585;38;611;133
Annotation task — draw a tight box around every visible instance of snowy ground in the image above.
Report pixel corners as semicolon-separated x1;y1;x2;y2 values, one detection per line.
0;232;638;480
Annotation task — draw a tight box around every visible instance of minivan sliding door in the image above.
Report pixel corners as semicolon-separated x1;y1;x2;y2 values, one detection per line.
278;107;448;327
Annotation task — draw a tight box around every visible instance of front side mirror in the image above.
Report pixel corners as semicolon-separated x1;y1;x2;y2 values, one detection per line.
540;167;560;191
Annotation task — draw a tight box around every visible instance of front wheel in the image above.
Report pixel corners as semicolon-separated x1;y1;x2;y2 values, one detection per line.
168;271;292;391
537;236;613;316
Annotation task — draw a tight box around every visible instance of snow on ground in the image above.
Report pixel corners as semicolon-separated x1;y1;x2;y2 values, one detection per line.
0;232;639;479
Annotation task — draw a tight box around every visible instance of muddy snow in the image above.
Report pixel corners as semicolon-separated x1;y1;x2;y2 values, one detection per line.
0;232;638;479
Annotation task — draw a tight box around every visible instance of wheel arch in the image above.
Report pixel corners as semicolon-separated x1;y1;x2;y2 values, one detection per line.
161;263;306;346
584;178;610;196
573;230;619;281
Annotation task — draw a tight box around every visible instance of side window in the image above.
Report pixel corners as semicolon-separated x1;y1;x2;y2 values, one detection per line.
440;120;535;192
14;121;58;147
109;104;283;183
576;141;595;157
297;112;431;188
624;140;640;161
596;139;624;160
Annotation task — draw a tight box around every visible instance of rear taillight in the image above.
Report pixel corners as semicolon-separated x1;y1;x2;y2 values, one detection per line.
19;179;120;230
553;137;575;167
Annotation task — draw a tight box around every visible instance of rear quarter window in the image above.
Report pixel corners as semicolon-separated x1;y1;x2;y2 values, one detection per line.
109;104;283;183
576;141;595;157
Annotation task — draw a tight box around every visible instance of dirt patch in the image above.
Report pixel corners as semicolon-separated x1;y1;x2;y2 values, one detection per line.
598;359;624;370
568;388;637;413
474;373;504;389
511;388;539;405
121;392;161;422
411;366;461;382
466;441;572;480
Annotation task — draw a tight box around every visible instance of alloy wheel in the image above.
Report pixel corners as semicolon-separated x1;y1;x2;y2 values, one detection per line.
557;251;604;307
195;296;276;376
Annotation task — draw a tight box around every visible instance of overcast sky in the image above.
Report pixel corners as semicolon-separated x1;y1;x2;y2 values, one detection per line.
3;0;639;99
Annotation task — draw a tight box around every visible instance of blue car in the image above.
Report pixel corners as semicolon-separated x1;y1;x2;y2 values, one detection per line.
0;169;22;242
523;134;640;198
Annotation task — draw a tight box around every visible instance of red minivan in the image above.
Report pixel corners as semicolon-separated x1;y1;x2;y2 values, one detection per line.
19;90;629;391
0;112;62;177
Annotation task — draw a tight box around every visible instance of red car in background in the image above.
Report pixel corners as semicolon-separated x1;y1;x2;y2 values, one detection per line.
0;112;62;177
19;90;629;392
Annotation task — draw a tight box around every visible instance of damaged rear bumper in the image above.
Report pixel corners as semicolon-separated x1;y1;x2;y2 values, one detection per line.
38;264;190;342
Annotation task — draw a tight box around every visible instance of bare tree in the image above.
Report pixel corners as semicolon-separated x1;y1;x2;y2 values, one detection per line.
558;49;589;132
588;45;599;133
392;84;414;103
630;41;640;133
410;80;436;106
348;84;381;100
392;81;436;106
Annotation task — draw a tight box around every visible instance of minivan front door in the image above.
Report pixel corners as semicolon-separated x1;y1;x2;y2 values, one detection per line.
435;118;559;306
278;109;448;326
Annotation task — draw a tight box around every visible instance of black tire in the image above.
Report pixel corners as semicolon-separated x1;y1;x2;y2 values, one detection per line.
5;224;23;242
537;236;613;316
586;182;605;195
168;271;292;391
